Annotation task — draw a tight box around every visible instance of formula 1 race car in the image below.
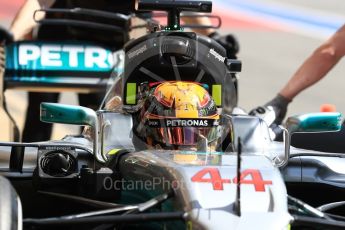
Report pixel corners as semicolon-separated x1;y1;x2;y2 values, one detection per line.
1;1;345;230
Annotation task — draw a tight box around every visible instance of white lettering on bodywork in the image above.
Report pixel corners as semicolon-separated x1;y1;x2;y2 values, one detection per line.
128;45;147;59
18;44;112;69
41;45;62;67
85;47;108;68
19;44;40;65
209;48;225;62
62;46;84;67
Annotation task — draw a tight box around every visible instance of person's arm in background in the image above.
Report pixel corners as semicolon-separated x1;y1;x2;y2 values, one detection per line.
280;24;345;100
251;24;345;124
10;0;55;41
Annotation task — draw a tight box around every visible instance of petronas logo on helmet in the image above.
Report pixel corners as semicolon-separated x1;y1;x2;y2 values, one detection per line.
166;119;209;127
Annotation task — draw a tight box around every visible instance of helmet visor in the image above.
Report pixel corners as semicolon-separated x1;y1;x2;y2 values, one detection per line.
149;126;219;146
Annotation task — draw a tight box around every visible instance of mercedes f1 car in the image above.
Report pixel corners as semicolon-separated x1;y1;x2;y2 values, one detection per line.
1;1;345;230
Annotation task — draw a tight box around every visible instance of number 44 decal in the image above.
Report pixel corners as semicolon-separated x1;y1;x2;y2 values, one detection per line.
191;168;272;192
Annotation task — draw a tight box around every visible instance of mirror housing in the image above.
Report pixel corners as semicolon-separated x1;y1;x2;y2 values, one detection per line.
286;112;342;134
40;103;104;163
41;103;97;126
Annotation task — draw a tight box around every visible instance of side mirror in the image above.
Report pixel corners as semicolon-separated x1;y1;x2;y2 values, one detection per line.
286;112;342;134
40;103;104;163
41;103;97;126
278;112;343;168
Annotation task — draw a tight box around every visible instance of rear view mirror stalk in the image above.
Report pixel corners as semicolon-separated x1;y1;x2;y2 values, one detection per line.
275;126;290;168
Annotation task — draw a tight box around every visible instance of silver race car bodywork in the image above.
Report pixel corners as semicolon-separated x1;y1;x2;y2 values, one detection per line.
118;150;292;230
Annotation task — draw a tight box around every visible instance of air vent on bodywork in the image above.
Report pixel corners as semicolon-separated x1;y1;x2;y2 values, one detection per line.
40;151;77;177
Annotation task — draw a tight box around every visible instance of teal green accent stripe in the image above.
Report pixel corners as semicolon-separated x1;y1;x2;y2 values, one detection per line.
212;85;222;106
126;83;137;105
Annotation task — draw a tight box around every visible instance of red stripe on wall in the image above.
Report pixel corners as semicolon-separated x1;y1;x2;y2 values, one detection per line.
213;8;283;31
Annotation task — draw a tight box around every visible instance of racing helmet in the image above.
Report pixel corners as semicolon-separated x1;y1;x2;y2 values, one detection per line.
135;81;221;151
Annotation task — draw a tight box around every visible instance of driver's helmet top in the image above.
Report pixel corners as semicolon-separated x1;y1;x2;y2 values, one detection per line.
135;81;221;151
